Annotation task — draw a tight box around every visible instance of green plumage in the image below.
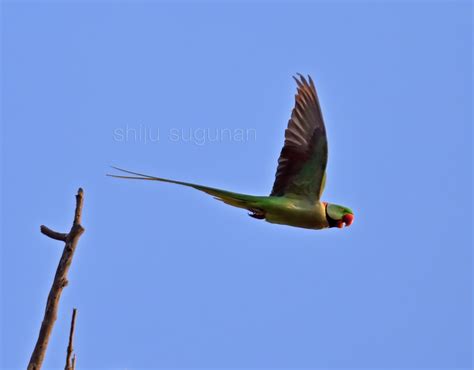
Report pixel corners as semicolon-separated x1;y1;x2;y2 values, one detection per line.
109;75;354;230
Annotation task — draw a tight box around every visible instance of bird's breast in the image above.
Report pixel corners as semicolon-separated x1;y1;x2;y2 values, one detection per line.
263;198;328;230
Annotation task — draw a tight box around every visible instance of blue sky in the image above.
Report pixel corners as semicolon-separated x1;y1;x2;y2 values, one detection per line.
1;1;472;369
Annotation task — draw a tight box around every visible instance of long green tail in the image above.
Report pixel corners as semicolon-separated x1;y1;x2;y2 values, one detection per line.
107;166;261;210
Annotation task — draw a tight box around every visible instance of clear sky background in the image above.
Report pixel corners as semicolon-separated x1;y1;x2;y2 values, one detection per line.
1;1;472;369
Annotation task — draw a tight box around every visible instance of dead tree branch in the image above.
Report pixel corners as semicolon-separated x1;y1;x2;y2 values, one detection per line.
65;308;77;370
28;188;85;370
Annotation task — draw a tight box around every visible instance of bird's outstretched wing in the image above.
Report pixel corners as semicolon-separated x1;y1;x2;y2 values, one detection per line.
270;74;328;203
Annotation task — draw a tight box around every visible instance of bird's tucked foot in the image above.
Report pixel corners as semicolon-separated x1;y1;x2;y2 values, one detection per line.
248;208;265;220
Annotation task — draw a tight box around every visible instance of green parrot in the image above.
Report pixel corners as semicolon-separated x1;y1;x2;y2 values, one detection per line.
109;74;354;230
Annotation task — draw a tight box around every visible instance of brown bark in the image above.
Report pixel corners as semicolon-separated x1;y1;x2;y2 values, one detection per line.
65;308;77;370
27;188;85;370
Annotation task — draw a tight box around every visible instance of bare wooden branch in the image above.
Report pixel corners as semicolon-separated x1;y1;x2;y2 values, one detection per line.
40;226;67;242
28;188;85;370
65;308;77;370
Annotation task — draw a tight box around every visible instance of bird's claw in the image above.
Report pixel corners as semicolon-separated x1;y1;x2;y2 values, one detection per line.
248;208;265;220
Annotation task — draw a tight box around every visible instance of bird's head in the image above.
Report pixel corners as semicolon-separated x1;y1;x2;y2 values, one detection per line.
324;203;354;229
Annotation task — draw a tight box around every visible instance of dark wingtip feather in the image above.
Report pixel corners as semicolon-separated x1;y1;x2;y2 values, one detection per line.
299;74;309;86
308;75;316;90
295;73;312;86
293;75;304;89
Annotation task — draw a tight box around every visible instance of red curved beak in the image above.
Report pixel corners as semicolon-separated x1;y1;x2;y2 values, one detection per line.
342;213;354;227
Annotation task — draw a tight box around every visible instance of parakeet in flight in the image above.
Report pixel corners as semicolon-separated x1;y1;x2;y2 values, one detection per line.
109;74;354;230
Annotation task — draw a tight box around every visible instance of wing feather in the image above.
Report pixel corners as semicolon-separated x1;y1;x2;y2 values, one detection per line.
270;74;328;202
